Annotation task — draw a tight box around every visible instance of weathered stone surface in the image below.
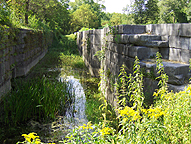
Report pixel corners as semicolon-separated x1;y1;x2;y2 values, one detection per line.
16;50;47;77
129;34;161;44
115;34;130;44
140;60;190;85
163;61;189;80
146;24;181;36
180;49;190;63
118;25;146;34
142;41;169;48
169;36;191;49
0;80;11;98
159;48;169;59
169;48;181;62
179;23;191;37
128;46;158;60
168;83;187;92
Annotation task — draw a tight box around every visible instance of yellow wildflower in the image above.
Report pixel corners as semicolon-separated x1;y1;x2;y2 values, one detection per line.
22;134;31;143
147;107;165;119
21;132;41;143
28;132;39;140
100;127;111;136
79;121;93;130
119;106;141;121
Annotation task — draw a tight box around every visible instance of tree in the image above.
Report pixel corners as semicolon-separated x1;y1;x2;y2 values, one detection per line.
158;0;189;23
109;13;123;26
7;0;70;34
132;0;147;24
70;3;99;32
69;0;105;28
145;0;159;24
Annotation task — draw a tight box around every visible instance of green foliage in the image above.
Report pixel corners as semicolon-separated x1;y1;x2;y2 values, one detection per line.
101;12;135;27
70;4;99;32
132;0;146;24
145;0;159;24
0;2;12;26
79;27;95;32
3;77;72;125
158;0;189;23
69;0;105;28
5;0;70;37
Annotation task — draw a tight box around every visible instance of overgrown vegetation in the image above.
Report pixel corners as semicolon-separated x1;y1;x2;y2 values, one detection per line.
63;52;191;143
4;77;71;125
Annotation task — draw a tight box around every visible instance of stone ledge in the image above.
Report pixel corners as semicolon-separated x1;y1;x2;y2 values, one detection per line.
140;60;190;85
16;50;47;77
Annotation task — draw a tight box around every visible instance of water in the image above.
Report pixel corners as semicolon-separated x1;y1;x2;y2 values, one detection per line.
59;76;88;129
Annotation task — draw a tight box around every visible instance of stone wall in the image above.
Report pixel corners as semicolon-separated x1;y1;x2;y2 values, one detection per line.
77;24;191;107
0;28;53;97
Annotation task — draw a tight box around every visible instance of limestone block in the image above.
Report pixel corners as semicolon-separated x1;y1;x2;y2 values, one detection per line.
179;23;191;37
93;29;102;45
110;52;119;64
180;49;190;63
109;42;117;52
115;43;125;54
106;34;115;42
124;57;135;72
169;48;181;62
159;48;169;59
128;46;158;60
169;36;191;49
168;83;186;93
142;41;169;48
117;54;126;66
145;24;152;33
149;24;181;36
0;80;11;98
115;34;130;44
103;27;110;36
169;36;180;48
161;35;169;41
89;30;94;34
118;25;146;34
89;34;94;45
129;34;161;45
105;49;111;61
124;44;129;56
163;62;189;85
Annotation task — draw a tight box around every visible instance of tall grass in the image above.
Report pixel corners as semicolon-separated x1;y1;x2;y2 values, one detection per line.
3;77;72;125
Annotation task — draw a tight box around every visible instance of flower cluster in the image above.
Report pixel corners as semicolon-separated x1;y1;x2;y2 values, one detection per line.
21;132;41;144
147;107;165;119
100;127;111;136
79;121;93;130
18;132;55;144
119;106;141;121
